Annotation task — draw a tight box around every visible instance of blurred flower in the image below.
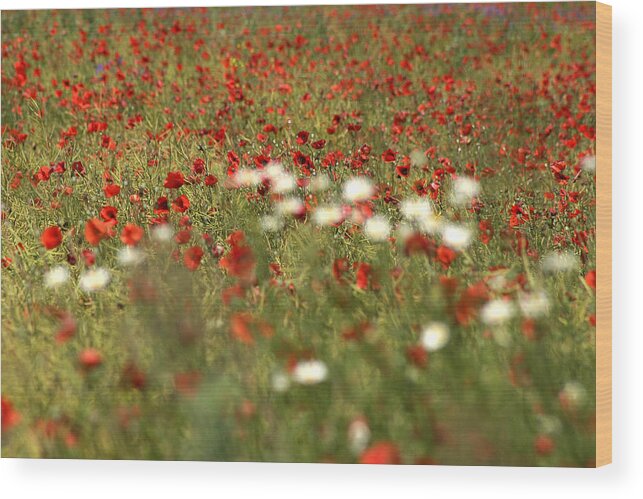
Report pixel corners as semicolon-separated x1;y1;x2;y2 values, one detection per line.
44;266;70;288
348;417;371;454
518;291;550;318
364;215;391;241
559;381;587;409
359;441;401;464
313;205;343;226
79;267;111;292
343;177;375;203
117;246;145;267
276;197;305;217
291;359;328;385
481;299;515;325
536;414;562;435
441;223;473;251
271;371;291;392
542;251;577;273
452;176;480;205
78;348;102;371
1;396;21;432
261;215;284;232
420;322;449;351
152;224;174;242
581;155;596;172
400;198;433;220
233;168;261;187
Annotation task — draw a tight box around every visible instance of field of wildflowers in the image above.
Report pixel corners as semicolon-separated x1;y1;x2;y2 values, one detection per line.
1;3;599;466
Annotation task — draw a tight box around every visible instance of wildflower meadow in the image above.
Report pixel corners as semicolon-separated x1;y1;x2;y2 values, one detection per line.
1;3;599;466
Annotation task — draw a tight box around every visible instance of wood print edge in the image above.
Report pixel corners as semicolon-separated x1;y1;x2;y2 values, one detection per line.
595;1;612;467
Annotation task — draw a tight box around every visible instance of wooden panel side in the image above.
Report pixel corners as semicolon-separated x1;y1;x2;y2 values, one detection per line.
595;1;612;468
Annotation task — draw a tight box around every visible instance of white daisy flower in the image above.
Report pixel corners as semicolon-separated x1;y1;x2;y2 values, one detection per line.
481;299;515;325
581;155;596;172
44;266;70;289
400;198;433;221
79;267;111;293
152;224;174;242
348;418;371;455
271;371;291;392
441;223;473;251
560;381;587;407
117;246;145;267
342;177;375;203
542;251;577;273
420;322;450;352
233;168;261;188
364;215;391;242
291;360;328;385
452;177;480;205
276;197;304;217
313;205;343;226
518;291;550;318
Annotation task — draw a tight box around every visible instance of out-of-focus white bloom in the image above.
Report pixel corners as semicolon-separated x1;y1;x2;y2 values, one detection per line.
44;266;70;288
117;246;145;267
410;149;428;167
481;299;515;325
581;155;596;173
441;223;473;251
542;251;577;273
233;168;261;187
79;267;111;293
559;381;587;407
420;322;450;352
313;205;343;226
364;215;391;242
342;176;375;203
264;163;296;194
487;272;509;292
396;223;415;242
536;414;562;435
291;360;328;385
310;174;331;192
261;215;284;232
276;197;305;217
271;371;291;392
400;198;433;220
418;214;442;235
152;224;174;242
452;177;480;205
518;291;550;318
348;418;371;455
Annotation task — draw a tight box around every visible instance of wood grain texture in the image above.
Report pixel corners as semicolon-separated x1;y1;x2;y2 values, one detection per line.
595;1;612;467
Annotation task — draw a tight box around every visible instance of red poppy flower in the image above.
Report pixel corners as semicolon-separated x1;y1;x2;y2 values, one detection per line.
172;194;190;213
381;149;397;162
1;396;21;432
534;435;555;456
41;226;62;250
184;246;204;270
120;224;144;246
296;130;309;145
436;245;457;269
84;218;110;246
355;262;372;290
360;442;401;464
103;184;121;198
164;171;185;189
230;312;254;345
79;348;102;371
585;270;596;290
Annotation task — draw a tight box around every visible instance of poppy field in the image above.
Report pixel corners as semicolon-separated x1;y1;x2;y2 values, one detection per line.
1;3;599;466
